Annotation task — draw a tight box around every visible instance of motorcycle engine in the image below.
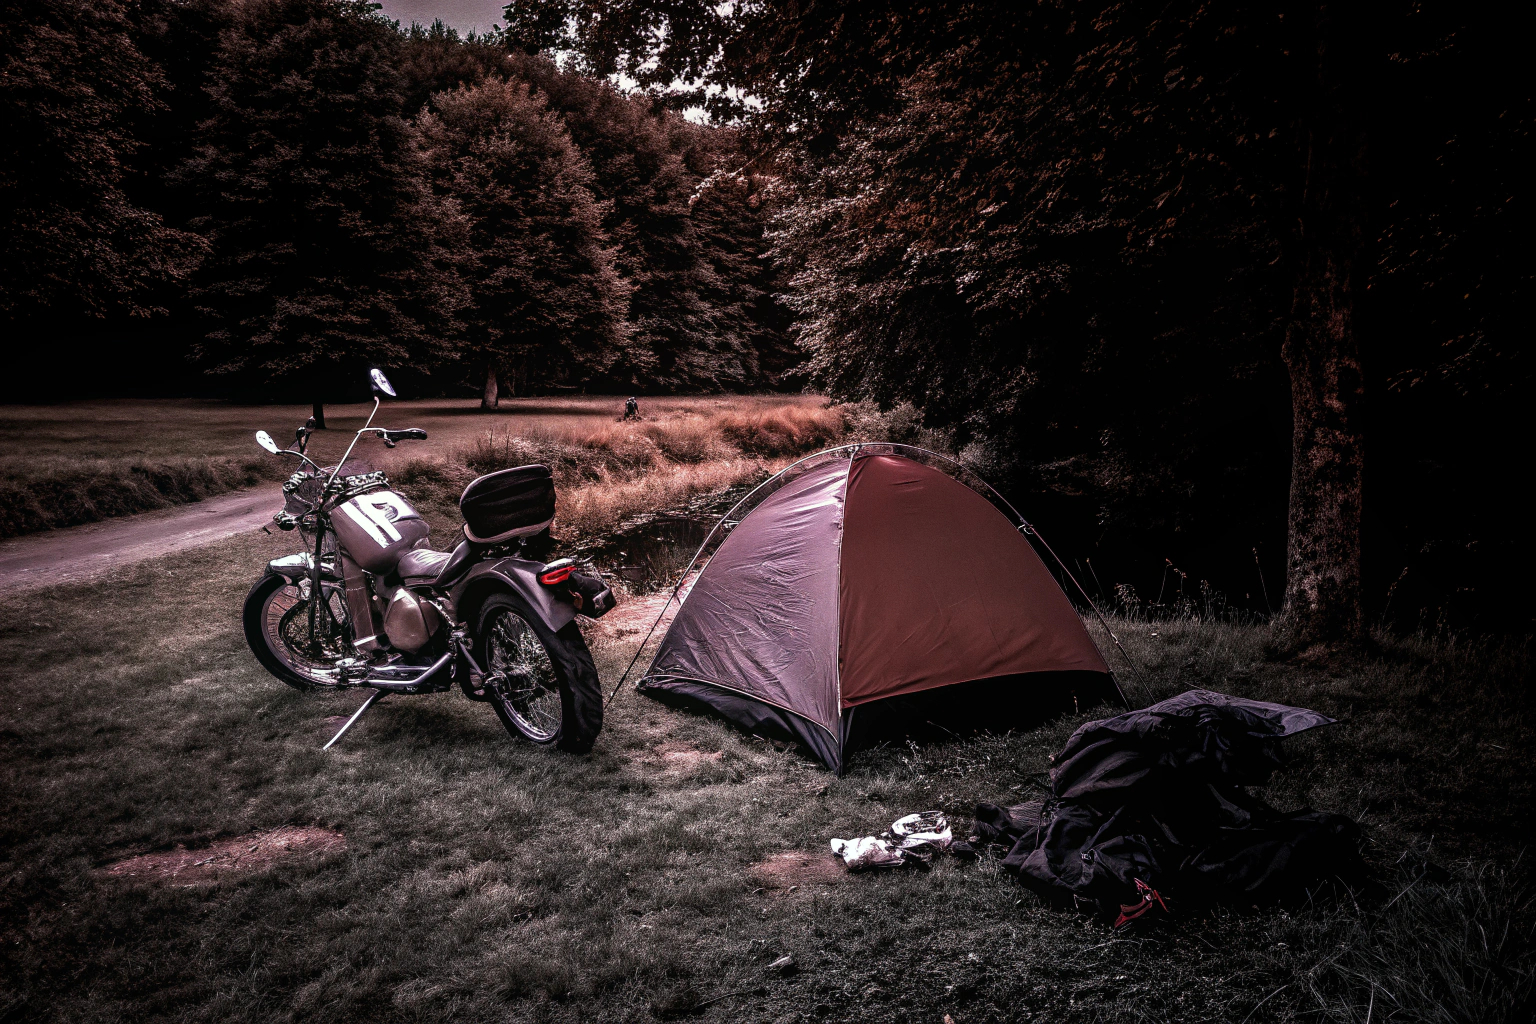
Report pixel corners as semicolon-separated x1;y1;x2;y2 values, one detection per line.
382;586;444;652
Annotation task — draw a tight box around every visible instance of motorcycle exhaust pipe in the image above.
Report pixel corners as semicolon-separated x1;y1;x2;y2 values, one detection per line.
361;650;453;691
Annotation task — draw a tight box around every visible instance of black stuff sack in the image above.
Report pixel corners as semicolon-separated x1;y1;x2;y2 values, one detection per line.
975;689;1365;922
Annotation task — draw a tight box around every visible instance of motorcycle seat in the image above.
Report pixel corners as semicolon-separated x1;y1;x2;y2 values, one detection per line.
396;541;475;587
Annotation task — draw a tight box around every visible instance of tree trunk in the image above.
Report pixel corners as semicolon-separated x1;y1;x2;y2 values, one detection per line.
481;365;499;410
1276;6;1368;652
311;400;325;430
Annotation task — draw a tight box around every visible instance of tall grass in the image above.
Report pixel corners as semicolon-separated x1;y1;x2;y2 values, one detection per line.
559;461;772;540
0;456;284;538
447;403;853;543
1297;859;1535;1023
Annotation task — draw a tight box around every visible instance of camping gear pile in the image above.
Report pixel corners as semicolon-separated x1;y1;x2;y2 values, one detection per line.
638;447;1121;773
973;690;1365;922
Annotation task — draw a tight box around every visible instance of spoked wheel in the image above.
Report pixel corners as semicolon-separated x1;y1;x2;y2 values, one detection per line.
243;573;353;690
474;593;603;753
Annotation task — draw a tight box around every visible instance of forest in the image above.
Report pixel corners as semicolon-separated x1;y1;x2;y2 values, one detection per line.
4;0;795;405
4;0;1531;638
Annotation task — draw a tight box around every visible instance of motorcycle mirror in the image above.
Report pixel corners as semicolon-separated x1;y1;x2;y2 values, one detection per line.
255;430;281;454
369;368;396;397
305;416;316;430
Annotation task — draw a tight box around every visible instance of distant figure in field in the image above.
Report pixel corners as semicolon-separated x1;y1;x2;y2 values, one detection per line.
624;396;639;420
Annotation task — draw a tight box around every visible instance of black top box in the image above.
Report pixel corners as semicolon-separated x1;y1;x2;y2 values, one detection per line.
459;465;556;543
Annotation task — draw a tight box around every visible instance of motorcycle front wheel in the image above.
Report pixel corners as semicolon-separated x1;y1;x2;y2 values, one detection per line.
243;573;353;690
474;592;602;754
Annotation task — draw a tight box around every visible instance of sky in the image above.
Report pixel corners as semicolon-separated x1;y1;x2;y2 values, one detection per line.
376;0;507;35
372;0;723;123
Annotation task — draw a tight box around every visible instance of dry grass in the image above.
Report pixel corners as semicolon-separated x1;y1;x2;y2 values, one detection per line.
0;395;832;540
441;401;855;543
558;460;776;540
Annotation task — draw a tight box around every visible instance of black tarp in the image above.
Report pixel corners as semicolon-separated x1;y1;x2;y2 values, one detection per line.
975;689;1365;919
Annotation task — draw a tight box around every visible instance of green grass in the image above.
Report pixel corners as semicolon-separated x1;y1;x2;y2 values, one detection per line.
0;526;1530;1023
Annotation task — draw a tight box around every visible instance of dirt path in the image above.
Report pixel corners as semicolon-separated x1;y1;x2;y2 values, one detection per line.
0;487;275;591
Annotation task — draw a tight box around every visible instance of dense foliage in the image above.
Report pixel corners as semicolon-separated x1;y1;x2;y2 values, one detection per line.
6;0;1529;632
3;0;787;402
521;0;1532;634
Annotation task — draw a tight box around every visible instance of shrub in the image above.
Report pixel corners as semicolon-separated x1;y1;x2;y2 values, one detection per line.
716;403;847;457
0;456;285;538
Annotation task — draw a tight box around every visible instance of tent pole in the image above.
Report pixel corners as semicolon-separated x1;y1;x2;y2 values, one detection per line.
1021;522;1153;706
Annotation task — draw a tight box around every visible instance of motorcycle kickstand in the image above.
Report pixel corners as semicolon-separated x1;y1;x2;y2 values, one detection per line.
323;687;388;750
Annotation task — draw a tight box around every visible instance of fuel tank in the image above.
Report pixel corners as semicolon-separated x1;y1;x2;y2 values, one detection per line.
331;490;431;573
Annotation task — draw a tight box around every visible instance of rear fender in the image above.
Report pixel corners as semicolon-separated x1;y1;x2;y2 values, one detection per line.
450;557;577;634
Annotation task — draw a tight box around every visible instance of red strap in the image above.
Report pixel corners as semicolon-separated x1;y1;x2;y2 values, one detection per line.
1112;878;1169;928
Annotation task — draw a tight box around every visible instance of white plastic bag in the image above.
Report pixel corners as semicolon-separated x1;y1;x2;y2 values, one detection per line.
831;811;954;870
890;811;953;862
829;835;906;871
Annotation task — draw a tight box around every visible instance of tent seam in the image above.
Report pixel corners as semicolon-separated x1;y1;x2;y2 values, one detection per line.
833;452;853;723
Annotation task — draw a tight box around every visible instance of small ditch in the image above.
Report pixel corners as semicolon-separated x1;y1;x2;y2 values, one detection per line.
571;485;751;592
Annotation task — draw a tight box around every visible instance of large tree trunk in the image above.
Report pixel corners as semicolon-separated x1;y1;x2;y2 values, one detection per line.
311;400;325;430
1276;6;1368;652
481;364;499;411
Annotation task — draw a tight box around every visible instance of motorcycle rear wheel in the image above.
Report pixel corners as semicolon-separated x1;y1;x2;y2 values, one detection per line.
474;593;602;753
243;572;352;690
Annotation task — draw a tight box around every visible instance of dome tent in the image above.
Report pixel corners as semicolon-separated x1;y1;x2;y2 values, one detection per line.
637;445;1123;773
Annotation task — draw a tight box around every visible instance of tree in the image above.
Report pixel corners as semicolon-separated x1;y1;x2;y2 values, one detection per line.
395;24;787;394
0;0;201;325
508;63;759;389
526;0;1534;644
177;0;465;422
416;78;627;407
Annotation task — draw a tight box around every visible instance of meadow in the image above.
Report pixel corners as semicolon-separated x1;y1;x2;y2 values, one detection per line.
0;401;1530;1023
0;395;832;540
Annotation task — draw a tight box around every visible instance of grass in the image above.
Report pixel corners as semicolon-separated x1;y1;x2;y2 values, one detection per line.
1;401;1530;1022
0;395;832;540
0;523;1530;1022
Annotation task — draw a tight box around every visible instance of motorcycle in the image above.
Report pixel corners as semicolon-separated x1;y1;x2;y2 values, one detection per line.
242;368;614;753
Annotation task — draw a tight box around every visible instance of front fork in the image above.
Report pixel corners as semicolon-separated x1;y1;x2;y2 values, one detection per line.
307;524;328;643
339;552;382;652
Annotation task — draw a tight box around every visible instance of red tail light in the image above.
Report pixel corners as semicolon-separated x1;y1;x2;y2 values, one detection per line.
538;563;574;586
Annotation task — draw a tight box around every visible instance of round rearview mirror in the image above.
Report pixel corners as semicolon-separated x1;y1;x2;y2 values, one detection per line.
369;368;396;397
255;430;280;454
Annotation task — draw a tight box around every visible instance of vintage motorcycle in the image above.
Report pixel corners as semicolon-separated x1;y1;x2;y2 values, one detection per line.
242;369;614;752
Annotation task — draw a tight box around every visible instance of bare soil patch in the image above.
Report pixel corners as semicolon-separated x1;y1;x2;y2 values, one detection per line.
748;850;845;892
653;741;723;775
101;826;345;885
